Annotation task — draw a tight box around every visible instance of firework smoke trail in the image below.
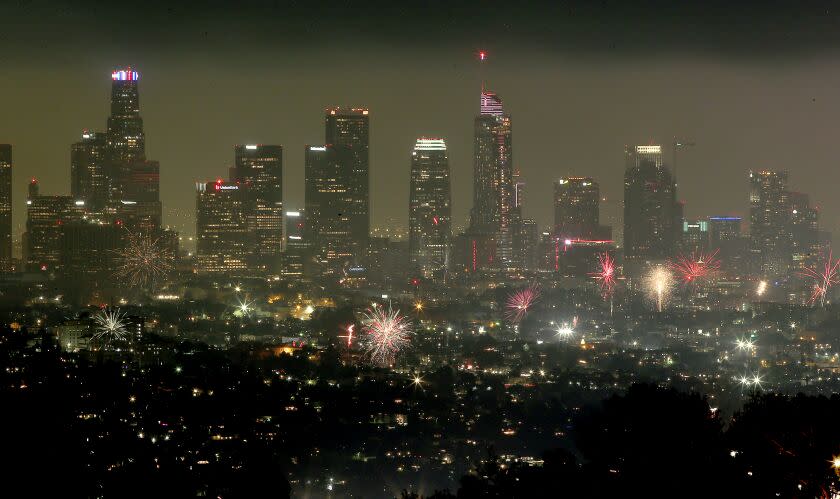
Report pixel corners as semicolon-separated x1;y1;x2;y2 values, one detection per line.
669;249;721;284
800;250;840;306
115;230;172;288
505;285;541;323
361;304;413;367
590;252;617;298
644;266;675;312
92;308;129;342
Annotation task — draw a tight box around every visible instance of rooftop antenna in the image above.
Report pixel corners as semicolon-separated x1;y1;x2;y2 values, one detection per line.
478;50;487;93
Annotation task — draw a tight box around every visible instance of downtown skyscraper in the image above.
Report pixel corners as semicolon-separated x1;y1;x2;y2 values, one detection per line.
195;180;248;273
464;90;516;271
623;144;681;268
230;144;284;271
97;67;161;231
70;131;108;210
304;144;354;274
409;138;451;279
554;177;601;240
745;169;823;279
0;145;11;270
325;107;369;256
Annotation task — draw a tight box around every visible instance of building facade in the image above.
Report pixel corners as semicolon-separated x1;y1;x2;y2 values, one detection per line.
195;181;248;273
623;144;680;265
71;131;108;211
0;145;11;270
468;91;516;270
554;177;600;240
749;170;792;277
325;107;369;256
230;144;284;270
304;144;354;274
408;138;451;279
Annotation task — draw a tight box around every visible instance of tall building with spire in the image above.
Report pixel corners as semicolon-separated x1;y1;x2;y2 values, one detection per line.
466;90;516;270
325;107;369;257
0;145;11;270
409;138;451;279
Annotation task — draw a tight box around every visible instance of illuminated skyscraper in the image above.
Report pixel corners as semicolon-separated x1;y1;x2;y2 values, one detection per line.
468;90;514;270
24;179;86;272
230;144;283;270
0;145;11;270
304;144;353;273
554;177;600;239
749;170;791;276
107;68;144;166
70;131;108;210
281;209;307;277
789;191;819;271
409;138;451;279
325;107;369;254
480;91;504;117
98;67;162;232
623;144;680;265
195;181;248;273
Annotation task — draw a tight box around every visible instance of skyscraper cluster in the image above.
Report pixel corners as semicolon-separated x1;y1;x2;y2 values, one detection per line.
749;170;823;278
196;145;283;273
17;68;173;301
0;65;829;304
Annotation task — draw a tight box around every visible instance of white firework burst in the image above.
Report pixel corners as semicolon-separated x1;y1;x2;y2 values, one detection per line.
93;308;129;342
115;230;172;288
235;296;254;318
644;265;675;312
361;304;413;367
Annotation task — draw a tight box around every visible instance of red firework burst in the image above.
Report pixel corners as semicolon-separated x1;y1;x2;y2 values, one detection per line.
590;252;616;297
505;285;540;323
800;250;840;305
669;249;721;284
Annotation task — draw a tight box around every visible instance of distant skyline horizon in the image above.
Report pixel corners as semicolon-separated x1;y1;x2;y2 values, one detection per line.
1;59;826;251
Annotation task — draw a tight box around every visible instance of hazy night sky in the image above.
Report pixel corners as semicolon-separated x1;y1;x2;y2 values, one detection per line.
3;1;840;249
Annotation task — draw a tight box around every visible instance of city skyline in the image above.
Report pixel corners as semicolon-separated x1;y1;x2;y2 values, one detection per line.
4;56;840;249
7;3;840;497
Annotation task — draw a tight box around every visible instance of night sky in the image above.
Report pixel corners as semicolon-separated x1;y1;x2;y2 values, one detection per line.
3;1;840;247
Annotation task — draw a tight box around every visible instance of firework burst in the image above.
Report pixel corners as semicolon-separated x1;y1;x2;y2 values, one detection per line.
235;296;254;318
92;308;129;342
800;250;840;306
590;252;617;298
505;285;540;323
669;249;721;284
644;266;675;312
361;304;413;367
115;230;172;288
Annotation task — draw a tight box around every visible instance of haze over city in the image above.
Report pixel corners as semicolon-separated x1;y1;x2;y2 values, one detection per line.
5;2;840;498
4;1;840;243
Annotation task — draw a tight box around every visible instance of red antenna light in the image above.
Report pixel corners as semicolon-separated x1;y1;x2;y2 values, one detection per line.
479;51;487;61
